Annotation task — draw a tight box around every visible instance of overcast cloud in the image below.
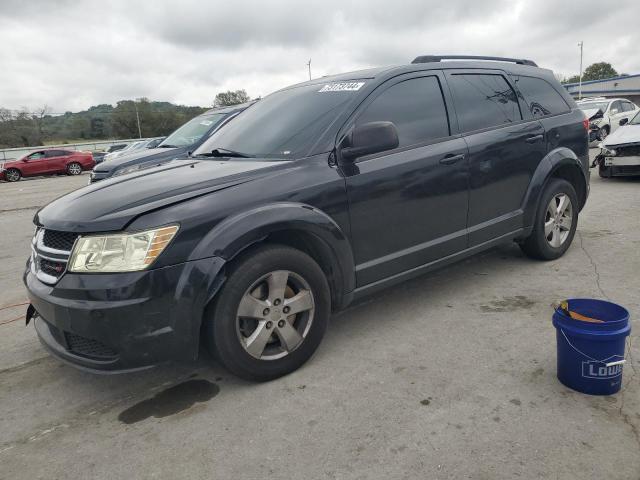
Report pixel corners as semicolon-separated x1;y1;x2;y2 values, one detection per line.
1;0;639;112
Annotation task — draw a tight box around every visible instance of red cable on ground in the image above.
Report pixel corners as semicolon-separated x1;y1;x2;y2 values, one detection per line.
0;301;29;326
0;316;24;326
0;301;29;311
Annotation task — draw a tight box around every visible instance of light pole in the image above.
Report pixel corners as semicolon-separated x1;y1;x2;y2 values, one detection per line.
307;59;312;81
134;99;142;139
578;41;584;100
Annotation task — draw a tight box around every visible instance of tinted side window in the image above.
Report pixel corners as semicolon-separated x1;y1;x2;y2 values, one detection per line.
514;76;570;118
449;74;522;132
356;76;449;148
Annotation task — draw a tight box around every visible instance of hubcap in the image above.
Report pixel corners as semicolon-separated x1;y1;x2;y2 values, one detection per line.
69;164;81;174
545;193;573;248
235;270;315;360
6;170;19;181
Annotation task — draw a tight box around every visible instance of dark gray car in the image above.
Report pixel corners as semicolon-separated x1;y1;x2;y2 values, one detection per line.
89;102;254;182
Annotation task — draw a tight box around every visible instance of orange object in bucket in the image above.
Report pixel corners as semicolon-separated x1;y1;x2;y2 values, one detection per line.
553;300;604;324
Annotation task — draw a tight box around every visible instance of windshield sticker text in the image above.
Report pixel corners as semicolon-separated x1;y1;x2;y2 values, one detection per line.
318;82;365;93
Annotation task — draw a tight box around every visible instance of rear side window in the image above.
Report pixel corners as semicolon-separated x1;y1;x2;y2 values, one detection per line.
514;76;570;118
45;150;64;157
622;101;635;112
356;76;450;148
448;74;522;132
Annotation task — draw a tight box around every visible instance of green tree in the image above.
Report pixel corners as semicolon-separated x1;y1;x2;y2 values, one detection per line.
213;89;250;107
582;62;618;81
561;75;581;84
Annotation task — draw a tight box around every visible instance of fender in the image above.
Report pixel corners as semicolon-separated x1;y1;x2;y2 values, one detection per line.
522;147;589;228
189;202;356;308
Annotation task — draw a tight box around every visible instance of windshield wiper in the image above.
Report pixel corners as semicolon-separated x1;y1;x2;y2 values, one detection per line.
198;148;254;158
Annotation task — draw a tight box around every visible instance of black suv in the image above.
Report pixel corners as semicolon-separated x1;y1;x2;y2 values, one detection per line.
89;102;252;182
25;55;589;381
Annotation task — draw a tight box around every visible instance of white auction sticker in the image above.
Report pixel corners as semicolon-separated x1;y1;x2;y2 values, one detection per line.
318;82;365;92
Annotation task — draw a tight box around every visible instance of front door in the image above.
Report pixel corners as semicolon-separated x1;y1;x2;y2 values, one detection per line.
445;70;547;245
341;73;469;286
22;151;52;176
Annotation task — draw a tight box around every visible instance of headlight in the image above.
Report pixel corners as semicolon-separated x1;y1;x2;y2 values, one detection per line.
68;225;179;273
601;147;617;156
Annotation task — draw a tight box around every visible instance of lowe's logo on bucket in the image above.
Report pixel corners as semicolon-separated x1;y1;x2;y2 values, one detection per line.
582;360;623;380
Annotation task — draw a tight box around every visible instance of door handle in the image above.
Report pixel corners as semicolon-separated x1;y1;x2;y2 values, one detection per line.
440;153;465;165
525;134;544;144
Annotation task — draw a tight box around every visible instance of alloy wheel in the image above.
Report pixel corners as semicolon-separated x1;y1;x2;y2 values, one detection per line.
68;163;82;175
235;270;315;360
544;193;573;248
5;169;20;182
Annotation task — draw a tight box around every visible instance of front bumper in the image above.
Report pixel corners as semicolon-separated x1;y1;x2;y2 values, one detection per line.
24;256;226;373
89;170;109;183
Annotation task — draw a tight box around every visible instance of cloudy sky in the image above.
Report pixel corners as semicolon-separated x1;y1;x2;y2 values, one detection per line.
1;0;639;113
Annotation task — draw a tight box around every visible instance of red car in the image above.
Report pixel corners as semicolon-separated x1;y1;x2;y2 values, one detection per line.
1;149;94;182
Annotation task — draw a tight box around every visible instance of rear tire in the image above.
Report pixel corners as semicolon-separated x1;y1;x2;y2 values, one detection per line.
520;178;578;261
4;168;21;182
204;245;331;381
66;162;82;175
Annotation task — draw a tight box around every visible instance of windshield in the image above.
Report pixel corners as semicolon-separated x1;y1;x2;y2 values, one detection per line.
629;111;640;125
159;113;227;148
193;82;361;159
577;102;609;112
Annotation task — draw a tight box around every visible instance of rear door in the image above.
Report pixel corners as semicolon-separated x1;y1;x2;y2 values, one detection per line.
45;150;67;172
342;72;469;286
445;70;546;245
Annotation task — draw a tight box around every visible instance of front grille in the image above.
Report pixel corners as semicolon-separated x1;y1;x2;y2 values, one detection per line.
42;230;78;251
39;258;66;277
616;145;640;157
64;332;118;359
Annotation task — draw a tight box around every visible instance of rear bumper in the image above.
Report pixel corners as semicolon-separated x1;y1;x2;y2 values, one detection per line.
24;256;226;373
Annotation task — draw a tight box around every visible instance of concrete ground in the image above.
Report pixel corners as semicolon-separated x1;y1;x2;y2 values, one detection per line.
0;162;638;480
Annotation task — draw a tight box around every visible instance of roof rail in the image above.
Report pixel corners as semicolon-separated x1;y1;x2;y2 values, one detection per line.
411;55;538;67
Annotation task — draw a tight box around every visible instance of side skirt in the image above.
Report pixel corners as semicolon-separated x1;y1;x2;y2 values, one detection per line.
349;229;524;303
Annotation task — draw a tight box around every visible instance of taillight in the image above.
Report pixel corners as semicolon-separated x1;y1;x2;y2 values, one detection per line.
582;118;589;131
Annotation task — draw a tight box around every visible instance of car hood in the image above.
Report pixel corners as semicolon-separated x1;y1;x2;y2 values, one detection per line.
602;124;640;147
36;159;288;232
95;147;185;172
581;108;603;121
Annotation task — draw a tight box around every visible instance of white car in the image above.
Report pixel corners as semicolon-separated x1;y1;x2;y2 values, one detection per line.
577;97;639;142
594;110;640;177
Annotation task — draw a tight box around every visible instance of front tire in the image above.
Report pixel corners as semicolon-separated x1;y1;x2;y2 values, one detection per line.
520;178;578;260
597;126;609;141
66;162;82;175
4;168;21;182
598;164;613;178
204;245;331;381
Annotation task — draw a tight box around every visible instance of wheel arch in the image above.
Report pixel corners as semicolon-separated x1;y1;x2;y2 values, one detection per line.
522;147;589;227
191;202;356;312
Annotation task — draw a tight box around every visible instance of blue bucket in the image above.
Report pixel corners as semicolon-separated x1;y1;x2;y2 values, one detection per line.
552;299;631;395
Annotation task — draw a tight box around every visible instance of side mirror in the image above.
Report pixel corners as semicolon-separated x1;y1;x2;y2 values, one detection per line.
339;121;399;163
619;118;629;126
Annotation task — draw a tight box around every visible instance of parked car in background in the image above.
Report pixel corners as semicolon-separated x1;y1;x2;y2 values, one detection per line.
102;140;148;163
145;137;166;149
593;110;640;177
1;149;94;182
577;97;639;142
107;143;127;153
25;56;589;380
90;103;253;182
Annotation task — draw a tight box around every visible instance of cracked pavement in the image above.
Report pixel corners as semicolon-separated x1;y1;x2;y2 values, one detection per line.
0;158;639;479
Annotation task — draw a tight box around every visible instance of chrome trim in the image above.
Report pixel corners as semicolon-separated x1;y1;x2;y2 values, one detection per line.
35;229;74;256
